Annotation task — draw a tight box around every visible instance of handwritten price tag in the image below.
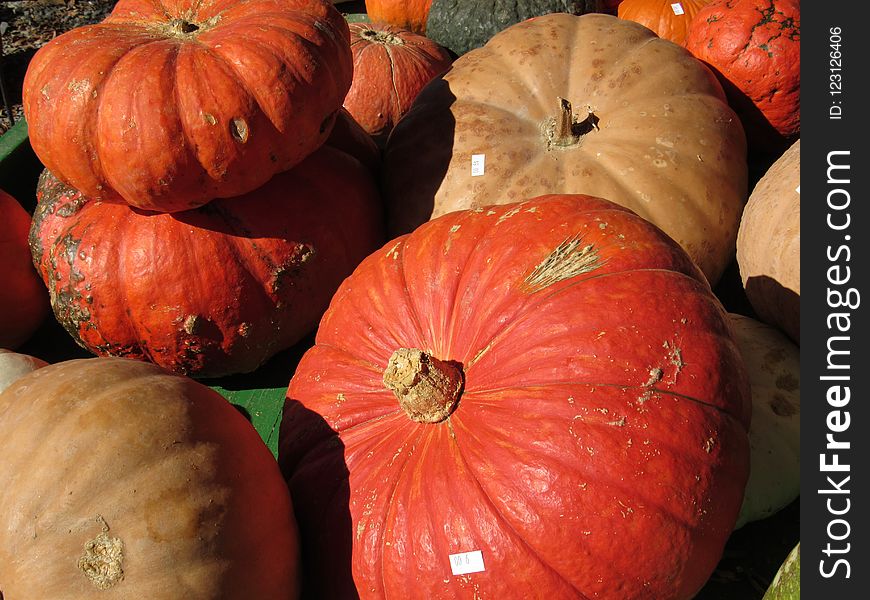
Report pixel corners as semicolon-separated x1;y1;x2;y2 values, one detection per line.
449;550;486;576
471;154;486;177
671;3;685;15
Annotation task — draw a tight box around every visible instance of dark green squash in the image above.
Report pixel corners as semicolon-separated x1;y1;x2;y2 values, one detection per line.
425;0;604;55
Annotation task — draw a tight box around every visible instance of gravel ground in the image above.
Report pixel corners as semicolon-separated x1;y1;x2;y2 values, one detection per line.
0;1;117;133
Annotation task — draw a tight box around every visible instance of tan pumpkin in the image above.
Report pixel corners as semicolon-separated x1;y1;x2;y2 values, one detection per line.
736;139;800;343
729;314;799;529
0;357;300;599
383;13;747;284
0;349;48;394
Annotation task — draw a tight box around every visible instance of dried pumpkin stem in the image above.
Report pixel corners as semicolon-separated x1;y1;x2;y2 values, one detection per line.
359;29;405;46
383;348;463;423
548;97;600;148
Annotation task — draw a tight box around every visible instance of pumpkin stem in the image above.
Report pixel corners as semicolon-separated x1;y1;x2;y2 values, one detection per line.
359;28;405;46
548;98;600;148
167;18;200;36
383;348;463;423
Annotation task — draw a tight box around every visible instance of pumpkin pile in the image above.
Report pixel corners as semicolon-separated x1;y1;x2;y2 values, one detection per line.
0;0;802;598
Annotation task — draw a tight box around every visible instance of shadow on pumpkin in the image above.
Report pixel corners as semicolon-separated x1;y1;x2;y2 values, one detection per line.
743;274;800;344
382;79;456;238
278;400;358;600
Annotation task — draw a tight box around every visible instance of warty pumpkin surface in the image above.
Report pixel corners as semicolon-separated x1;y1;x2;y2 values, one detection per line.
279;194;751;599
22;0;353;212
0;357;299;599
28;145;384;378
384;13;747;284
617;0;712;46
736;139;799;343
684;0;800;158
345;22;453;145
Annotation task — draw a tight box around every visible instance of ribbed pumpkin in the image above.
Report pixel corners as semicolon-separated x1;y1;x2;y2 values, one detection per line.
0;189;48;349
28;145;384;378
684;0;800;159
426;0;605;56
345;22;453;144
736;139;799;343
22;0;353;212
618;0;711;45
728;313;799;529
384;13;747;284
280;195;750;599
0;357;299;599
366;0;433;33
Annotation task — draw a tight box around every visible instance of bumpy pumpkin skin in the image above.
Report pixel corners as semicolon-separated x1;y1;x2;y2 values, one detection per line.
22;0;353;212
366;0;433;33
280;195;750;599
345;22;453;145
0;357;299;599
384;13;747;284
426;0;606;56
618;0;712;46
0;189;49;349
28;146;384;378
728;314;799;529
684;0;799;158
736;139;799;343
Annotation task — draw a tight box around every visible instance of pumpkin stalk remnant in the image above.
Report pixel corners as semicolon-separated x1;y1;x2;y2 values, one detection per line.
383;348;463;423
548;98;599;148
359;28;405;46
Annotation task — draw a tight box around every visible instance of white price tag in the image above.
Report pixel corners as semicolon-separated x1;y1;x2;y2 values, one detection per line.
671;3;685;15
471;154;486;177
449;550;485;575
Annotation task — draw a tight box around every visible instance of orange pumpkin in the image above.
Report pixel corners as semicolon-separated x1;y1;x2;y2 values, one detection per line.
366;0;433;34
618;0;712;46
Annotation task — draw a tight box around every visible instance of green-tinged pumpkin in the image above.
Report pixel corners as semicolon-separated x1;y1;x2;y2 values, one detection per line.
384;13;747;284
684;0;799;160
0;349;48;394
0;189;49;349
729;314;799;529
736;139;799;343
28;145;384;378
345;22;453;145
0;357;299;599
280;194;750;599
22;0;353;212
425;0;605;56
763;543;800;600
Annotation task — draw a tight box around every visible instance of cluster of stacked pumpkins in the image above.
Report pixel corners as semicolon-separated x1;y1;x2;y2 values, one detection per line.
0;0;800;598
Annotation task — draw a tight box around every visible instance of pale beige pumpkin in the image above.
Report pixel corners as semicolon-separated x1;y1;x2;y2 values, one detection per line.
0;349;48;394
383;13;747;284
0;357;299;599
729;314;800;529
736;139;800;343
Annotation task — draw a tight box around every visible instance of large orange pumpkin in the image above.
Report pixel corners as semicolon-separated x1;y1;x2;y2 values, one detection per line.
366;0;433;34
383;13;747;284
28;145;384;378
618;0;712;46
684;0;800;159
22;0;353;212
0;357;299;598
0;189;48;348
280;195;750;599
344;22;453;144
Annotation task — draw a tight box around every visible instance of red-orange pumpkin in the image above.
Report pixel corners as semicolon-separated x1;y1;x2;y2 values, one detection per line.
22;0;353;212
618;0;711;45
366;0;433;34
344;22;453;144
28;146;384;378
280;195;750;599
684;0;799;158
0;189;48;348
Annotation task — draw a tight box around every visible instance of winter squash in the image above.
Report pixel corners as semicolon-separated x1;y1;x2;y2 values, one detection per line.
28;145;384;378
384;13;747;284
280;194;750;599
425;0;605;56
0;349;48;394
0;357;299;598
345;22;453;145
0;189;48;348
618;0;712;46
736;139;799;342
366;0;433;34
763;543;800;600
728;314;799;529
22;0;353;212
684;0;800;159
326;108;382;175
